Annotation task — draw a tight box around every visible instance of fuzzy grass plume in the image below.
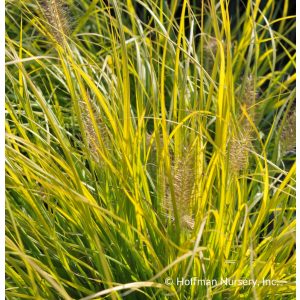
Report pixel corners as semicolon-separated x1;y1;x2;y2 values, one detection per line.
280;108;296;155
163;149;196;230
228;130;253;174
39;0;70;45
79;95;110;162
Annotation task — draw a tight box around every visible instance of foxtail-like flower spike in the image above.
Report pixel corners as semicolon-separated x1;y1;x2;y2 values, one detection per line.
280;109;296;155
39;0;70;45
164;150;195;230
228;130;252;174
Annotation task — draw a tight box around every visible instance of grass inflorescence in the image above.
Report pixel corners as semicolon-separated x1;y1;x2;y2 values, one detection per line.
39;0;71;45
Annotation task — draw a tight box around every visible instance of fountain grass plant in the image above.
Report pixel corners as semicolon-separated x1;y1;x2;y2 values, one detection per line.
5;0;295;299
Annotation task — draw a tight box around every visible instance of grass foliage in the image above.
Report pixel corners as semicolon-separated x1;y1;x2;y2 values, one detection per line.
5;0;296;299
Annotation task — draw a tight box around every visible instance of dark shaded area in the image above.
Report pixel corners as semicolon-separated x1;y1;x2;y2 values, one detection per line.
133;0;295;59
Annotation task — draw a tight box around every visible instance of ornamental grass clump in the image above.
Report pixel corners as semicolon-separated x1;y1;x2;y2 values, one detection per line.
5;0;296;299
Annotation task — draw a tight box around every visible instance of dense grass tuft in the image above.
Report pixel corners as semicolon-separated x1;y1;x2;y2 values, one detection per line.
6;0;295;299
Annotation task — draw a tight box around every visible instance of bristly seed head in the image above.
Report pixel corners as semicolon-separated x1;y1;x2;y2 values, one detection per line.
39;0;70;45
228;130;252;174
243;75;258;109
79;96;110;162
203;36;219;74
163;149;195;230
280;109;296;155
238;75;259;135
